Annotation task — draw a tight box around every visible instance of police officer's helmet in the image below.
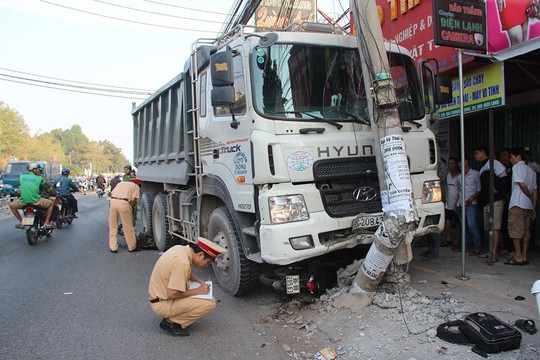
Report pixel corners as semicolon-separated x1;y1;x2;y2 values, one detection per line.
124;164;132;170
27;162;40;172
37;162;45;174
62;168;70;175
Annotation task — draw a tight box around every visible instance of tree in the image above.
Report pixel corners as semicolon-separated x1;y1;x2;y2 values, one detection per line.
0;101;31;167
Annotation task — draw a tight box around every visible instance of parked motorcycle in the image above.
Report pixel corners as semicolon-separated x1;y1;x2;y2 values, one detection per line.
22;204;53;245
54;195;76;229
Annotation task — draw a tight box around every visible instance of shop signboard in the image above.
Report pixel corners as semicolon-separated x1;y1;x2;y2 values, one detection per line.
375;0;472;72
437;62;505;119
486;0;540;53
433;0;487;51
255;0;316;28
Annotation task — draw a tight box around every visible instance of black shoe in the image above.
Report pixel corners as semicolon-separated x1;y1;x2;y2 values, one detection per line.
73;214;78;219
128;247;142;252
159;319;189;337
110;249;118;253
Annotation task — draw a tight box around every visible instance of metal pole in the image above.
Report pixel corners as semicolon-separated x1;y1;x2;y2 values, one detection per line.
458;49;468;279
488;109;495;265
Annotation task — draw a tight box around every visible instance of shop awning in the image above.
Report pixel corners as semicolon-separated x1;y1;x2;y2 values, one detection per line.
491;37;540;64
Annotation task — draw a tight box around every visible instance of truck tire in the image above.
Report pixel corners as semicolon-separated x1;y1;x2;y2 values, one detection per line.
152;193;175;252
208;207;258;296
140;192;157;236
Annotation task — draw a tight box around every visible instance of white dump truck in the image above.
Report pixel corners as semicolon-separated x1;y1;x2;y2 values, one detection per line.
132;23;446;296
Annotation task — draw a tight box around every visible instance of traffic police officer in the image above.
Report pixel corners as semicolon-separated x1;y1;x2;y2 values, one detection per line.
147;238;226;336
108;178;141;253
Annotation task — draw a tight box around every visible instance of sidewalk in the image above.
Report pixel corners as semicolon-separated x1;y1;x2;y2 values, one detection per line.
413;243;540;319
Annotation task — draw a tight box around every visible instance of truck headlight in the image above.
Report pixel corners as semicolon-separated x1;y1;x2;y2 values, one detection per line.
269;194;309;224
422;180;442;203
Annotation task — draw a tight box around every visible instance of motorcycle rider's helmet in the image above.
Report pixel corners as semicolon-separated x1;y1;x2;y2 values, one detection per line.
62;168;70;175
37;162;45;174
124;164;132;171
27;162;40;172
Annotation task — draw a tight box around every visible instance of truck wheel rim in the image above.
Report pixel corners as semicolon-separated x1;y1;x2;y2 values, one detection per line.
213;231;230;272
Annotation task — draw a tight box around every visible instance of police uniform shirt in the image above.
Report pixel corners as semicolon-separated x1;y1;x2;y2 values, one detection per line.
110;181;140;203
148;245;192;301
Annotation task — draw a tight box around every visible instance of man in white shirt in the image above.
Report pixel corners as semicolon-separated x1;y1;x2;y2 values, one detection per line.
456;157;482;254
505;148;537;265
444;157;461;249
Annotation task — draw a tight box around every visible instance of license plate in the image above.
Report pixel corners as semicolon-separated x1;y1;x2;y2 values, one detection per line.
352;214;383;231
285;275;300;294
22;216;34;226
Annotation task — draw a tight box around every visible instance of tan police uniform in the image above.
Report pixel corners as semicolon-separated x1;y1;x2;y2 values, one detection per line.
108;181;140;251
148;245;216;328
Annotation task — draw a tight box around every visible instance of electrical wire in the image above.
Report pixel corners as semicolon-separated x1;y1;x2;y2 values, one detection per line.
38;0;221;34
89;0;226;24
0;76;147;100
142;0;229;16
0;67;154;92
0;73;152;95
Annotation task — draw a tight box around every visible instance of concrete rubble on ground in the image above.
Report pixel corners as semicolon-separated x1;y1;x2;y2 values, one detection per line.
263;259;539;360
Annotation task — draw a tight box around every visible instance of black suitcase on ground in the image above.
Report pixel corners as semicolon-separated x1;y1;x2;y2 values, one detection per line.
459;312;522;353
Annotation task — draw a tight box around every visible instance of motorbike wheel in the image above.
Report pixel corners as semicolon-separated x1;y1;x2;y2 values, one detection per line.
56;209;64;229
26;218;40;246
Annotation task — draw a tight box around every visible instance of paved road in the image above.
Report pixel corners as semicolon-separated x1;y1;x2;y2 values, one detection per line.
0;193;289;360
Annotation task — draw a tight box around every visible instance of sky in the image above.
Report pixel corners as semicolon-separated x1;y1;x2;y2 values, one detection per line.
0;0;346;162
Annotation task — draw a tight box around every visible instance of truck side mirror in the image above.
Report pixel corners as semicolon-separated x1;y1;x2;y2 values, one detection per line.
435;77;452;105
420;60;437;114
211;86;235;106
210;51;234;87
419;58;452;115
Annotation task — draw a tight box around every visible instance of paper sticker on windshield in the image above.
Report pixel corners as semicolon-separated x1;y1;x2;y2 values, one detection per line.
286;151;313;171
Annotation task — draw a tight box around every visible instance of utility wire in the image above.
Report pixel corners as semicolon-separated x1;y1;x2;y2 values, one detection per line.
0;73;152;95
89;0;226;24
0;76;147;100
142;0;229;16
0;67;154;92
39;0;221;34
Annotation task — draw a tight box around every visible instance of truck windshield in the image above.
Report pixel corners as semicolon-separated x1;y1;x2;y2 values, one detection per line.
251;44;424;123
5;163;28;176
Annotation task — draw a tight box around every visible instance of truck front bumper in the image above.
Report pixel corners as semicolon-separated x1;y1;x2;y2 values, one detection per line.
258;199;443;266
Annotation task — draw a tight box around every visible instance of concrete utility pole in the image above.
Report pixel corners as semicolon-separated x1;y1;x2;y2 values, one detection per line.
349;0;417;295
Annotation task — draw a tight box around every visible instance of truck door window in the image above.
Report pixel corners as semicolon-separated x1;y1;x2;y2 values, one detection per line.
214;55;246;116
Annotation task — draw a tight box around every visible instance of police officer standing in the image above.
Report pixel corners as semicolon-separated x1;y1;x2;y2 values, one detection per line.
108;178;141;253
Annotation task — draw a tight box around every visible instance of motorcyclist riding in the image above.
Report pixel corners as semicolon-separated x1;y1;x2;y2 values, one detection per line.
9;162;55;229
53;168;79;218
96;173;106;191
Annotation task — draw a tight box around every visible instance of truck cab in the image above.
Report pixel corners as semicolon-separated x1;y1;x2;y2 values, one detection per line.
132;23;445;296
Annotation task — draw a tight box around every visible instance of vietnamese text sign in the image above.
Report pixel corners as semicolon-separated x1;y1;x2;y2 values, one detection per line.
255;0;315;28
376;0;473;73
438;62;505;119
433;0;487;51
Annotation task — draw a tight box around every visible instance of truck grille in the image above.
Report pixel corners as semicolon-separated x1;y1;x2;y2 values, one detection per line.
313;157;382;218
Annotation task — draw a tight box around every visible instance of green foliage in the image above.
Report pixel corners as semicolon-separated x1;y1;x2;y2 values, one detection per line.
0;101;31;165
0;102;129;174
